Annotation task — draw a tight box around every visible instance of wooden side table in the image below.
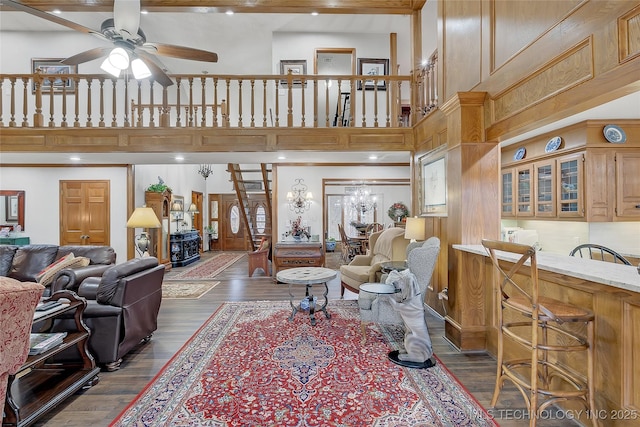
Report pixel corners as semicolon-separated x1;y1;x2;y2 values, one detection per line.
276;267;337;325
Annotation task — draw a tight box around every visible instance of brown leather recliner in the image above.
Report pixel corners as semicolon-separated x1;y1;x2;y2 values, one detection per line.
52;257;164;371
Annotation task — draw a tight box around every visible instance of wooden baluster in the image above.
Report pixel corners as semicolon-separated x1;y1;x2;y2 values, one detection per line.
85;77;93;127
0;79;3;127
184;107;189;127
175;77;181;127
48;79;55;127
201;77;206;127
373;80;379;128
136;80;143;127
336;79;343;127
123;77;130;127
33;74;43;127
360;79;367;128
324;79;329;128
111;79;118;127
385;79;390;127
212;77;218;127
21;77;29;127
262;79;267;127
9;78;16;127
188;77;194;127
98;78;105;127
148;80;155;128
72;77;80;127
160;84;169;127
275;80;280;127
287;77;293;127
237;78;243;128
220;99;227;127
300;77;306;128
250;79;255;128
225;78;230;127
313;79;318;128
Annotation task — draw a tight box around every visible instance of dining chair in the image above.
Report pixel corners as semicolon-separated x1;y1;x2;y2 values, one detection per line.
569;243;631;265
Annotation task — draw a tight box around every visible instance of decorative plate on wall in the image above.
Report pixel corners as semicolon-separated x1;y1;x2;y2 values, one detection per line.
513;147;526;161
545;136;562;153
603;125;626;143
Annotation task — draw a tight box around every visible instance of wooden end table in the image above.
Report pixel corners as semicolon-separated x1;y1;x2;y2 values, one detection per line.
276;267;336;326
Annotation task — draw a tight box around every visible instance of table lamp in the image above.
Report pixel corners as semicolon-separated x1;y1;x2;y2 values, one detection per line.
170;201;183;233
126;206;161;257
187;203;199;229
404;216;426;243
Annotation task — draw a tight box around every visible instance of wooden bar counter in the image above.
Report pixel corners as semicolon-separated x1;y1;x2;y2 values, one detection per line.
449;244;640;425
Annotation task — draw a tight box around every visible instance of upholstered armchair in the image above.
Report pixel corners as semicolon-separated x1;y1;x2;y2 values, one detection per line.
339;227;409;296
0;277;44;403
358;237;440;343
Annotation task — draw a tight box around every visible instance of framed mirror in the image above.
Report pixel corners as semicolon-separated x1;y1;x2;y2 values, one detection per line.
0;190;25;230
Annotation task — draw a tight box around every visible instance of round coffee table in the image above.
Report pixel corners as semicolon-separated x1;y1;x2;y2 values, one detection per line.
276;267;337;325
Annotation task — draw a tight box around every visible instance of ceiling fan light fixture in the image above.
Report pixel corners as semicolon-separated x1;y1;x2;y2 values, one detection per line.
108;47;130;70
131;58;152;79
100;57;121;77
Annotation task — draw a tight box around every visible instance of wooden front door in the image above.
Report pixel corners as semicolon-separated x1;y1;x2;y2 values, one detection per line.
60;180;110;246
221;195;249;251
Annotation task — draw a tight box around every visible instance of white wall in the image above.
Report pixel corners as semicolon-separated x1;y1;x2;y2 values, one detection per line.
0;166;129;261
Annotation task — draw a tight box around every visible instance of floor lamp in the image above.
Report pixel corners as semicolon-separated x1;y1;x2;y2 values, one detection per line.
126;206;161;257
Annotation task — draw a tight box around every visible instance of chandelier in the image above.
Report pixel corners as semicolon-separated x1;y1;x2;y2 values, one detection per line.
287;178;313;214
350;184;377;214
198;164;213;180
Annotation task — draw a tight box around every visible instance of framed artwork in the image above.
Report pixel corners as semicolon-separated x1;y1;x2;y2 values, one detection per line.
5;195;19;221
419;145;447;216
357;58;388;91
31;58;77;94
279;60;307;87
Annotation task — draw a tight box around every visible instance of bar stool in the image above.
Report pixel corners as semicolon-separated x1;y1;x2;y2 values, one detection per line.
482;239;597;427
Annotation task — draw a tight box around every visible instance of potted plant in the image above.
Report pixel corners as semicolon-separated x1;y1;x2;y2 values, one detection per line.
146;177;172;193
325;237;336;252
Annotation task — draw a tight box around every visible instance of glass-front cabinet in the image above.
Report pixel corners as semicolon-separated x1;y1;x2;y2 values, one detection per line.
557;153;584;218
534;160;555;217
516;165;533;217
501;169;514;217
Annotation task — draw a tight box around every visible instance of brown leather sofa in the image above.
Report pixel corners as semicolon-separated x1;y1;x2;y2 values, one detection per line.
0;244;116;295
51;257;165;371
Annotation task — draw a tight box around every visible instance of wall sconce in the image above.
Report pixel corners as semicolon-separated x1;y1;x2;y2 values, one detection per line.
126;205;161;257
287;178;312;214
198;164;213;180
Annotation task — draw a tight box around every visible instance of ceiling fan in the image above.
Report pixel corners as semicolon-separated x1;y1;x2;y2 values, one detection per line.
3;0;219;87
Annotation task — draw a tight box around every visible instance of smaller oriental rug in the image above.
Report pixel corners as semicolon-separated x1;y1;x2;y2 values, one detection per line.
111;300;498;427
161;281;219;299
169;252;245;280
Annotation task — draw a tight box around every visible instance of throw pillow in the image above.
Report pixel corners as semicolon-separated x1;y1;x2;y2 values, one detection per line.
36;254;90;287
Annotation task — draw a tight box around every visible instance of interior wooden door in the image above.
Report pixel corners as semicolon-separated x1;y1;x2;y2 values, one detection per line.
60;180;110;246
221;195;249;251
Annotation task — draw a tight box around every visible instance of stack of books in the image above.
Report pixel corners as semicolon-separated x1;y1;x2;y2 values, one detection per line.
29;332;67;355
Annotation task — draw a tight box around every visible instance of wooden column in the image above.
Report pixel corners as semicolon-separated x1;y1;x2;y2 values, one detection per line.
440;92;500;351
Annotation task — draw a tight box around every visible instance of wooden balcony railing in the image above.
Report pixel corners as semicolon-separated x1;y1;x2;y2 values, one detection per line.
0;58;438;130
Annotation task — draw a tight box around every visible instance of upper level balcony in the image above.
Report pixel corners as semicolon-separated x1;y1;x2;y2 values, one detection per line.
0;58;438;156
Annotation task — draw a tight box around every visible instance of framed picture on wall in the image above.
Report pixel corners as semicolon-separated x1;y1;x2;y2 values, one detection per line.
419;145;447;216
279;60;307;87
357;58;388;91
31;58;77;94
5;195;19;221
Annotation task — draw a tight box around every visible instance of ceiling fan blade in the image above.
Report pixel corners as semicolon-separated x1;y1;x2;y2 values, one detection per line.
2;0;96;34
143;42;218;63
61;47;112;65
136;51;174;87
113;0;140;39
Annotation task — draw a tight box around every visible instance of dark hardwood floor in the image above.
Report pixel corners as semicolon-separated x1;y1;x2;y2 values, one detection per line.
30;251;579;427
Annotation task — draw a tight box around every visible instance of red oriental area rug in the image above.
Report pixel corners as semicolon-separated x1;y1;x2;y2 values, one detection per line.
111;300;498;427
168;252;245;280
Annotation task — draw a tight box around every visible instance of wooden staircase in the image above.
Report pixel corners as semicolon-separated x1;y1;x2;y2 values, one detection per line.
228;163;272;251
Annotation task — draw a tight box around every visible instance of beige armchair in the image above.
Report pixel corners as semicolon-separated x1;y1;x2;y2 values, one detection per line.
339;227;409;296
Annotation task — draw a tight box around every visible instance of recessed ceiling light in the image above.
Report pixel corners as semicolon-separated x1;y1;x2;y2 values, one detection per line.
225;10;234;15
278;155;286;160
369;155;378;160
70;156;81;161
311;12;319;16
52;9;61;14
140;10;149;15
175;156;184;161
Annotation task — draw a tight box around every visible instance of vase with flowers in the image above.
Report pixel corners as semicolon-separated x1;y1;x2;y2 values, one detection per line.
285;216;310;241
